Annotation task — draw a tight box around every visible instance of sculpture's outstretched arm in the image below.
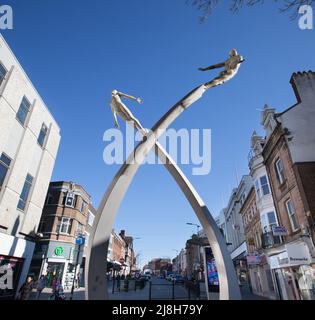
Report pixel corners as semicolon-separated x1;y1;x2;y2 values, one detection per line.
198;62;225;72
118;91;143;104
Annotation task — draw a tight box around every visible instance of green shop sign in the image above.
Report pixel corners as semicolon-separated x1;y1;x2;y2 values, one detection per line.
54;246;64;256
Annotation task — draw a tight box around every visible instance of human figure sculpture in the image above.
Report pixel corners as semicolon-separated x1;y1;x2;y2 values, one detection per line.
110;90;146;135
87;49;245;301
199;49;245;88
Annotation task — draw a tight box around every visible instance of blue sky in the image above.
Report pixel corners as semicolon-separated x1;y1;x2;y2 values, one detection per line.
1;0;315;266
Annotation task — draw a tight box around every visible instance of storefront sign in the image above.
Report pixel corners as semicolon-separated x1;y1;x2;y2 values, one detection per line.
272;225;288;236
269;242;311;269
54;247;64;256
47;241;74;260
246;254;261;265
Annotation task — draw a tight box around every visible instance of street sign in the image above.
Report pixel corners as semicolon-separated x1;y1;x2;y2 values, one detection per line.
76;235;85;246
272;225;287;236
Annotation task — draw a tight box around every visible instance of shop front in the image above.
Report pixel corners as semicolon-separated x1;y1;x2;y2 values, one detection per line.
0;233;35;299
247;253;278;299
31;241;81;289
269;241;315;300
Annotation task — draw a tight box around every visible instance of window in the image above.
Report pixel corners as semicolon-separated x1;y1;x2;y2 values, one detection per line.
37;123;48;147
38;220;46;233
80;200;87;213
17;174;33;211
267;211;277;230
88;211;95;227
84;233;89;247
275;159;285;184
16;97;31;126
65;192;75;207
260;175;270;195
255;180;261;199
0;153;11;191
0;63;7;86
286;199;299;231
76;222;83;235
45;193;53;205
59;217;73;234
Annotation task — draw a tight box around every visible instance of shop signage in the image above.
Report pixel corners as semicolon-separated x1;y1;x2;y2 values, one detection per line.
47;241;74;259
272;225;288;236
246;254;261;265
54;247;64;256
76;235;85;246
269;243;311;269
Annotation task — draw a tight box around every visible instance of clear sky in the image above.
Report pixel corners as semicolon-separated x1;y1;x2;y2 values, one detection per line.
1;0;315;267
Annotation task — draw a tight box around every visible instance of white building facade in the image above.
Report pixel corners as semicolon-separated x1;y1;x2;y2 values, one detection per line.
224;175;253;283
0;35;60;299
247;131;280;299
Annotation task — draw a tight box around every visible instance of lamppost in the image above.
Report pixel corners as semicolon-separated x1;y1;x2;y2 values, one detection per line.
186;222;201;235
69;234;85;300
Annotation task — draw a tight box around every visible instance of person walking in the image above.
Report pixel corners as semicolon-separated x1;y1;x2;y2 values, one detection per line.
50;275;59;300
18;276;34;300
116;274;121;292
36;275;46;300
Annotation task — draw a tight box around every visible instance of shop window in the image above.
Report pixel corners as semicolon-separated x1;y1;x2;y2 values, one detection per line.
0;255;24;299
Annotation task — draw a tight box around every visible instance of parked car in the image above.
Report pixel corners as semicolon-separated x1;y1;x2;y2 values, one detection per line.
172;275;184;284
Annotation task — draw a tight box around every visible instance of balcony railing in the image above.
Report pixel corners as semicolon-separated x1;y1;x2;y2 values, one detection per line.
261;232;282;249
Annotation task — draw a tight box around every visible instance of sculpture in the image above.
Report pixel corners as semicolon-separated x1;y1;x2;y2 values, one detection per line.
86;50;244;300
199;49;245;88
110;90;147;135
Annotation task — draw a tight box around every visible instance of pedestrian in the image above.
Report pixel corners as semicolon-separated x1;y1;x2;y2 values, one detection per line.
116;274;121;292
18;276;34;300
50;275;58;300
75;273;80;289
36;275;46;300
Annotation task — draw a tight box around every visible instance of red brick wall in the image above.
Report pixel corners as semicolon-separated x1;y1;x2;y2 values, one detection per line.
263;128;308;240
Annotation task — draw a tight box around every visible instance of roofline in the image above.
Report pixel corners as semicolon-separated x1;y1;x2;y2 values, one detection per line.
49;180;91;198
0;33;60;132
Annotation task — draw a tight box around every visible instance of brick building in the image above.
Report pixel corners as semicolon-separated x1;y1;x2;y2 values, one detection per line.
261;72;315;300
29;181;92;289
108;229;136;276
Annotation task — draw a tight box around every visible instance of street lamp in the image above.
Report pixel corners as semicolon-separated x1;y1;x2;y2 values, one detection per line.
186;222;201;235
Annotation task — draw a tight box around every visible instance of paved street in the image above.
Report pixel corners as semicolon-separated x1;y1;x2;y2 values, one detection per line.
29;277;267;300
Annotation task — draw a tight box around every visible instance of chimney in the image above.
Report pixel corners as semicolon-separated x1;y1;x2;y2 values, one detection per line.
290;71;315;103
120;230;125;238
